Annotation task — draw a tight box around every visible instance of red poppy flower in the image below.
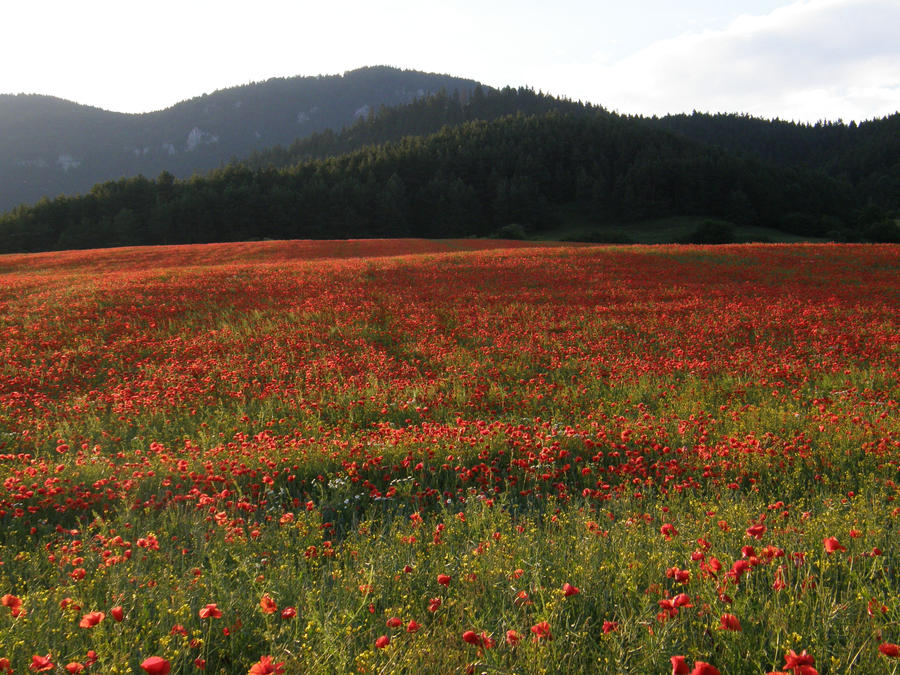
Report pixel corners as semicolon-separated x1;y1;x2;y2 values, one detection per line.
658;598;678;620
672;593;693;608
375;635;390;649
506;629;521;646
0;658;11;675
773;566;787;591
462;630;480;645
718;614;741;631
79;611;105;628
111;606;125;622
1;595;21;610
667;566;691;583
199;603;223;619
728;559;751;582
259;594;277;614
437;573;451;586
602;620;619;633
386;616;403;628
1;594;24;617
690;663;721;675
248;656;285;675
140;657;171;675
745;523;767;539
530;621;552;641
823;537;846;554
427;597;442;612
65;664;84;674
407;619;421;633
880;643;900;658
671;655;690;675
281;606;296;620
30;655;54;672
660;523;678;540
562;583;580;597
781;649;817;675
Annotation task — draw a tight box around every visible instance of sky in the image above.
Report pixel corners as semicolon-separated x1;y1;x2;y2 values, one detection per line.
2;0;898;122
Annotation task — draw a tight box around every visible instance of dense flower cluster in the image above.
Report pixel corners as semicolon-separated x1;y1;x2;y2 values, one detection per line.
0;240;897;672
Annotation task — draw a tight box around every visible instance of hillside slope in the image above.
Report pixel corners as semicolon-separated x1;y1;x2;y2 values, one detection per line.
0;109;859;252
242;86;604;170
0;67;482;212
641;112;900;213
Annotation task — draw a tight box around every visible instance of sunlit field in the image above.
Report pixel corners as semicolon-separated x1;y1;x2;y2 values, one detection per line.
0;239;898;674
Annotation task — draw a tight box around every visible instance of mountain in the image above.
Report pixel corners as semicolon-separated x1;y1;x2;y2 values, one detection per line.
242;86;604;171
2;85;897;253
639;111;900;212
1;91;872;252
641;112;899;171
0;66;483;213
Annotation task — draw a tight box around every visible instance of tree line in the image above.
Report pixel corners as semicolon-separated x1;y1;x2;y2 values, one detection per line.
0;90;897;253
641;111;900;217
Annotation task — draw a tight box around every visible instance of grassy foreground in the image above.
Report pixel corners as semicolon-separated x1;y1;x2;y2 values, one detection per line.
0;240;898;674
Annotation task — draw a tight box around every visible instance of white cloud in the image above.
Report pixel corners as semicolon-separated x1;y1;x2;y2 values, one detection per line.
550;0;900;122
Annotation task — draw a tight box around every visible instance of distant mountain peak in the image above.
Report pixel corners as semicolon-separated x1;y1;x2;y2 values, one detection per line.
0;67;483;212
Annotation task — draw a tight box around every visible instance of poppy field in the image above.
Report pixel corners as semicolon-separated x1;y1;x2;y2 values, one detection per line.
0;239;898;674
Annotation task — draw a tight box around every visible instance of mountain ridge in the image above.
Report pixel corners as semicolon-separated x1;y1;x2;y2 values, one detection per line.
1;71;897;252
7;97;894;253
0;66;484;212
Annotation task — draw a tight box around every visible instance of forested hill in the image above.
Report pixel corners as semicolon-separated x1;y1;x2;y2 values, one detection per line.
242;87;605;170
247;92;899;225
642;112;900;214
0;67;482;212
0;109;867;252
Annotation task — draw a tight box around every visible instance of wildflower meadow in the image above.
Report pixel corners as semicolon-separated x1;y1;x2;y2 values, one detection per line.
0;240;898;674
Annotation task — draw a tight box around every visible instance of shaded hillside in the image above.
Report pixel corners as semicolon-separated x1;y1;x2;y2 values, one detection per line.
0;67;482;212
243;86;605;169
642;112;900;213
0;111;861;252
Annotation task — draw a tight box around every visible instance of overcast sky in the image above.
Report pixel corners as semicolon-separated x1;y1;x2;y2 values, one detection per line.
2;0;898;122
